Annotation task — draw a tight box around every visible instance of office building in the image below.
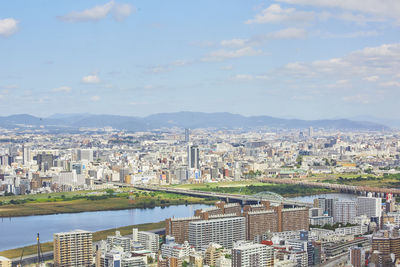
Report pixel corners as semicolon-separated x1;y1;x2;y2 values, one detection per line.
36;153;54;171
188;216;246;249
188;145;199;169
77;149;93;162
333;201;356;224
53;230;93;267
232;241;274;267
184;128;190;143
22;144;31;165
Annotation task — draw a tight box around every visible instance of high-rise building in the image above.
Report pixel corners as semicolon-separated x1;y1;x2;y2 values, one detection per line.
107;231;131;252
349;247;365;267
315;198;335;216
371;229;400;266
22;144;31;165
53;230;93;267
166;216;201;244
36;153;54;171
185;128;190;143
232;241;274;267
137;231;159;253
357;196;382;219
187;145;199;169
189;216;246;250
77;149;93;162
119;168;130;183
333;201;356;224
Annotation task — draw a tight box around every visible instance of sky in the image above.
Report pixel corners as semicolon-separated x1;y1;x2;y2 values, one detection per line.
0;0;399;119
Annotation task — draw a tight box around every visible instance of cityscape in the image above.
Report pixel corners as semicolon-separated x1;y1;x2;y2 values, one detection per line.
1;0;400;267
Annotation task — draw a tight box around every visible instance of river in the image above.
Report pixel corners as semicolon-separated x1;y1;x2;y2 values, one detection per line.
0;193;363;252
0;204;210;252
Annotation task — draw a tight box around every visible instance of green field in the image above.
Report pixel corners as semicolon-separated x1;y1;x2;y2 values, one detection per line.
173;181;335;197
312;173;400;188
0;221;165;259
0;189;213;217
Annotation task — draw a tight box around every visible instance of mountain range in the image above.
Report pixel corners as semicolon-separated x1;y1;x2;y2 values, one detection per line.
0;112;389;132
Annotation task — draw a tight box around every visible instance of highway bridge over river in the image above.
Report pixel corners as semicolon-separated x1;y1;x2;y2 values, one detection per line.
126;184;313;208
259;178;400;197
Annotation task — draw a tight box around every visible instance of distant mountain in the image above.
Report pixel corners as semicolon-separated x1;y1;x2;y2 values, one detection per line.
0;112;389;131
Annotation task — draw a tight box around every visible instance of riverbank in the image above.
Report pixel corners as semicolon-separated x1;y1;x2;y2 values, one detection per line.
0;221;165;259
0;190;215;217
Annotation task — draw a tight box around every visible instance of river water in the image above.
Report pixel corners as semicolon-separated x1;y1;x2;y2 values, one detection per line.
0;204;209;252
0;193;362;252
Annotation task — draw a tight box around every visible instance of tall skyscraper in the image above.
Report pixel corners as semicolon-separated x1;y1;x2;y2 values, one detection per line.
53;230;93;267
184;128;190;143
22;144;30;165
187;145;199;169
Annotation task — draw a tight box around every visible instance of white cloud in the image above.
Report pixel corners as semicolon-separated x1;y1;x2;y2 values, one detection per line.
364;75;379;82
379;81;400;87
52;86;71;93
220;39;248;48
82;75;100;84
233;74;270;81
342;94;371;104
245;4;314;24
0;18;18;37
58;1;135;23
321;31;378;39
202;47;262;62
281;43;400;79
91;95;101;102
262;27;306;40
221;65;233;70
234;74;255;81
276;0;400;21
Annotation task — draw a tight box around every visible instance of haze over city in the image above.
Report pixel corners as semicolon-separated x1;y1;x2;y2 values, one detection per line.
2;1;400;267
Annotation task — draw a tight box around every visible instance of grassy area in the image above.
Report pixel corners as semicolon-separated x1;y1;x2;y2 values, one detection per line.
0;189;214;217
174;181;335;197
0;221;165;259
314;174;400;188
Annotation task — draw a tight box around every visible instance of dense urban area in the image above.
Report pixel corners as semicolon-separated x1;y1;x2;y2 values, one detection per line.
0;126;400;267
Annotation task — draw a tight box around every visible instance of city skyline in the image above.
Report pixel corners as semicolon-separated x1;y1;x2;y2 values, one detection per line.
1;0;400;119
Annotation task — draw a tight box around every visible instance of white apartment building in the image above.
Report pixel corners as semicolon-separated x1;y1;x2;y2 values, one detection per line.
334;201;356;224
356;196;381;219
232;242;274;267
188;217;246;250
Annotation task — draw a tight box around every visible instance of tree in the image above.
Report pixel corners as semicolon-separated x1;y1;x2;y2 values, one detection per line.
105;189;115;195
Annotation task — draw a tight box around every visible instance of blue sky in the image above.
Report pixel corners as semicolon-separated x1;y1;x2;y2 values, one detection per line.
0;0;399;119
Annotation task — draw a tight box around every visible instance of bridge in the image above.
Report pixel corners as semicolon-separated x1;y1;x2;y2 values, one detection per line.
259;178;400;197
127;184;313;208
